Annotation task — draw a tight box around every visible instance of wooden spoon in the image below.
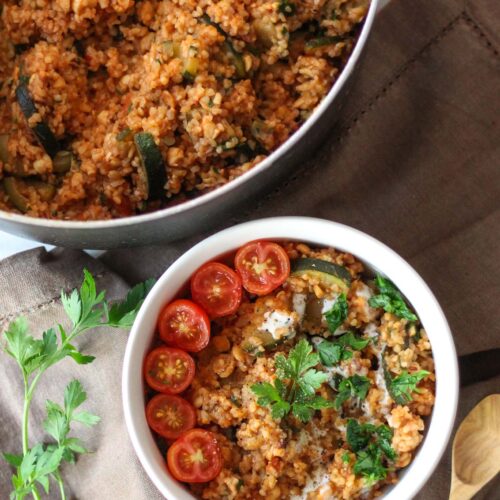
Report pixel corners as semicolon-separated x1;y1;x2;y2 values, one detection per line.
449;394;500;500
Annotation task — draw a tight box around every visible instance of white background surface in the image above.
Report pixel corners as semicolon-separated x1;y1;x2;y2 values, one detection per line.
0;0;390;261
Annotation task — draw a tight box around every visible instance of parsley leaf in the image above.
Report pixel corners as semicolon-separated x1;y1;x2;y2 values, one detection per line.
250;381;290;419
317;341;346;366
251;339;334;422
316;332;369;367
338;331;370;350
346;419;396;484
106;278;156;328
353;445;388;484
324;293;348;332
387;370;430;404
335;375;371;410
368;275;417;322
346;419;376;451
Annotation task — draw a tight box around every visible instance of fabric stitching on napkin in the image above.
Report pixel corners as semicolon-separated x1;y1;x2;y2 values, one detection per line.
462;12;499;58
235;11;469;222
0;272;107;326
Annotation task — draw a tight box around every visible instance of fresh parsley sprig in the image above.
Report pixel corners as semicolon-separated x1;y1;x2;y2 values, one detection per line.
346;419;396;484
2;270;154;500
251;339;334;422
368;275;417;322
387;370;430;404
334;375;371;410
5;380;100;499
316;331;370;366
324;293;348;333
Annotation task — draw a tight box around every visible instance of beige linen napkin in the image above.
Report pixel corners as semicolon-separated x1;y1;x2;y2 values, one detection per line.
1;0;499;497
0;249;163;499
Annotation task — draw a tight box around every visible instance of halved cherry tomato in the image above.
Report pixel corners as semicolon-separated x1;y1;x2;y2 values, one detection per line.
146;394;196;440
234;241;290;296
158;299;210;352
167;428;223;483
191;262;242;318
144;346;195;394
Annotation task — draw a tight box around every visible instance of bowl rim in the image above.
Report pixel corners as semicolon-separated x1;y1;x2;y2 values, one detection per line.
122;216;459;500
0;0;379;230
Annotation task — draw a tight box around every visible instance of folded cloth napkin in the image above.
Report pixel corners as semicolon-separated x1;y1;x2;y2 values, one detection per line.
1;0;499;498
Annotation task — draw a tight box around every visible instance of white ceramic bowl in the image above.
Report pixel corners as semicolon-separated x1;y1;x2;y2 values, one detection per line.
122;217;459;500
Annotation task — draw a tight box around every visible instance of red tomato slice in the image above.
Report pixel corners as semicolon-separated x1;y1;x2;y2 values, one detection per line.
144;347;195;394
146;394;196;440
167;429;222;483
158;299;210;352
234;241;291;295
191;262;242;318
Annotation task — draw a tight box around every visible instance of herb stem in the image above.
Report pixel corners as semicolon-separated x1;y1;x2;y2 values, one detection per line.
55;471;66;500
22;374;30;454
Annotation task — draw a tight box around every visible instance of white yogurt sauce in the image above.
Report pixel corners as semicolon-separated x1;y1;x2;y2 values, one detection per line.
290;467;333;500
293;293;307;321
259;310;297;340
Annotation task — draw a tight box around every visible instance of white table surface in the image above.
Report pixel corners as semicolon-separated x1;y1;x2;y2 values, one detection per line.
0;0;389;261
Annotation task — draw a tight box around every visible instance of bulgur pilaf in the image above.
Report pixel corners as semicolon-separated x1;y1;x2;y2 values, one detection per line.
0;0;369;219
144;240;436;499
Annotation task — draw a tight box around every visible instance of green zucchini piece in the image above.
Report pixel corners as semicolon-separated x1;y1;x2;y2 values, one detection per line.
16;83;60;158
0;134;10;164
305;36;344;51
291;258;351;291
3;177;29;212
52;150;73;173
241;330;278;355
133;132;166;200
182;56;199;82
200;15;247;78
253;19;277;48
224;41;246;79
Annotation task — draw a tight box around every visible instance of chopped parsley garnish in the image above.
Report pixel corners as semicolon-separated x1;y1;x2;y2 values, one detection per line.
324;293;348;333
251;339;334;422
368;275;418;322
316;331;370;367
387;370;430;404
334;375;371;410
346;419;396;484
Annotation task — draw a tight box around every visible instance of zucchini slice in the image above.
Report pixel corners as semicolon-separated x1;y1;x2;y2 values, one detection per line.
241;330;278;356
0;134;9;164
224;41;246;79
133;132;166;200
305;36;344;51
52;150;73;173
291;258;351;291
16;83;60;158
3;177;56;212
200;15;247;78
3;177;29;212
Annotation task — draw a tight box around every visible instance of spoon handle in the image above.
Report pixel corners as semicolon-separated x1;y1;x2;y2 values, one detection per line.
449;476;481;500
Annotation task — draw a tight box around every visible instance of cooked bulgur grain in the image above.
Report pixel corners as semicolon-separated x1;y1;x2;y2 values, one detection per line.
154;242;436;499
0;0;369;219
